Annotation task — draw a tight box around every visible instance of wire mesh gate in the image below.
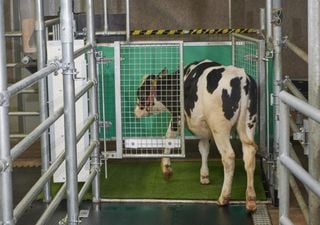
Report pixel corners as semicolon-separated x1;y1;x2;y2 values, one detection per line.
104;41;185;159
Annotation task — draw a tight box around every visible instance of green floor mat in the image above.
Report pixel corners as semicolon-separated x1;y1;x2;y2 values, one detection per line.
100;159;266;201
47;159;266;201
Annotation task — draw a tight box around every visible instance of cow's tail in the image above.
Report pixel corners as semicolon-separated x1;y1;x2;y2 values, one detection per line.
237;72;258;149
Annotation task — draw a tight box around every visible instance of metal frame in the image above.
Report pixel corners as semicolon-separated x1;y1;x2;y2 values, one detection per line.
112;41;185;159
231;33;267;157
0;0;101;224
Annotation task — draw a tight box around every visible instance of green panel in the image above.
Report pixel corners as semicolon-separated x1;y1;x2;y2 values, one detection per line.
97;44;233;139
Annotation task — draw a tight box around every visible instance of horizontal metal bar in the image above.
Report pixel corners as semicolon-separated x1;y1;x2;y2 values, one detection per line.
9;112;39;116
35;183;66;225
5;31;22;37
6;63;37;68
280;215;294;225
283;78;307;102
36;141;97;225
44;18;60;27
279;91;320;123
13;116;96;221
74;43;92;59
78;169;97;202
11;81;94;160
8;64;59;97
280;154;320;198
232;33;262;43
9;134;27;139
95;30;126;36
286;40;308;63
16;89;38;94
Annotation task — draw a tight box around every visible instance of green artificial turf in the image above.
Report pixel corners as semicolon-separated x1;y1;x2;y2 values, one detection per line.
46;159;267;201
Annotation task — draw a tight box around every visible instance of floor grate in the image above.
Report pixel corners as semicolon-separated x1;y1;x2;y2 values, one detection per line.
252;204;272;225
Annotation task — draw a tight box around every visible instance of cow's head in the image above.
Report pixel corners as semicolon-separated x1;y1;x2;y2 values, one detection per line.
134;69;168;118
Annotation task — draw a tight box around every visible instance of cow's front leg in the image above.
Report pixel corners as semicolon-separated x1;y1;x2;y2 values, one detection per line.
199;139;210;184
161;121;177;179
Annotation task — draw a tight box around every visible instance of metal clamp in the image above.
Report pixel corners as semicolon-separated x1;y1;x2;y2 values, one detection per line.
272;8;283;26
0;91;9;107
0;159;9;172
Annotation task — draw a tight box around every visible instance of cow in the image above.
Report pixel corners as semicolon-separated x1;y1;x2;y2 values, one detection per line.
134;59;258;212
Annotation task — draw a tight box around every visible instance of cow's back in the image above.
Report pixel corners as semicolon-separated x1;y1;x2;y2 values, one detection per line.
183;60;254;138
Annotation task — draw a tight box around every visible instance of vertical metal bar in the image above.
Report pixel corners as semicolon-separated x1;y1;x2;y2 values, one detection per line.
266;0;273;48
228;0;232;29
35;0;51;203
258;40;267;156
114;42;123;158
86;0;101;203
272;0;282;203
179;42;185;157
0;1;14;224
103;0;108;32
308;0;320;224
60;0;79;224
231;34;235;66
279;100;290;222
126;0;130;41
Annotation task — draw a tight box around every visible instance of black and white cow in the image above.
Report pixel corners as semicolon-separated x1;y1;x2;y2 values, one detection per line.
134;59;258;212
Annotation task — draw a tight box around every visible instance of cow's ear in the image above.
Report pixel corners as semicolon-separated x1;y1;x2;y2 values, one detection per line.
158;68;168;78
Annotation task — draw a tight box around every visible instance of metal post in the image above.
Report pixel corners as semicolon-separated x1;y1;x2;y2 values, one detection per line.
0;1;14;224
60;0;79;224
86;0;101;203
279;100;290;222
308;0;320;224
35;0;51;203
126;0;130;41
272;0;283;205
266;0;273;49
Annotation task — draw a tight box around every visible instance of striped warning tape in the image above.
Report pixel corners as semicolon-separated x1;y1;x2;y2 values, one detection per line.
131;28;257;36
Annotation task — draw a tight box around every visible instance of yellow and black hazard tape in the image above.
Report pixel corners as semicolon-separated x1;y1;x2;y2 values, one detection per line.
131;28;257;36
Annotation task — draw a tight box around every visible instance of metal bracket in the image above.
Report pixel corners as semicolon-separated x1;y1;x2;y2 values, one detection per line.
99;121;112;128
293;119;309;154
272;8;283;26
0;159;9;172
95;51;114;64
0;91;9;107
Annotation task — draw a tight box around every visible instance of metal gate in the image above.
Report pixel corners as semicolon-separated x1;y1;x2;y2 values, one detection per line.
232;33;267;156
108;41;185;158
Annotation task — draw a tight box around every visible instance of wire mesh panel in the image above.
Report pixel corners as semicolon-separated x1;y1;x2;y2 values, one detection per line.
232;34;268;171
114;42;184;158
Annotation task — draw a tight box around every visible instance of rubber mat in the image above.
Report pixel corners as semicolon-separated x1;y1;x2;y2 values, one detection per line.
81;202;254;225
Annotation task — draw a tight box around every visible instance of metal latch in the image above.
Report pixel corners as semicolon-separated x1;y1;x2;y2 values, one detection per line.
293;119;309;155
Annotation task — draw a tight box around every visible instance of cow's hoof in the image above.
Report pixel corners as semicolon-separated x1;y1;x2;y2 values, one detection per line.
217;196;230;206
162;164;173;180
200;175;210;185
246;197;257;213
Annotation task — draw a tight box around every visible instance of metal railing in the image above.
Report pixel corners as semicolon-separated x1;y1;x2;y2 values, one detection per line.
279;91;320;225
0;1;100;225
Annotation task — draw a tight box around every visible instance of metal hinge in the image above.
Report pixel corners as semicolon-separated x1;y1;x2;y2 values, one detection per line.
293;119;309;155
95;51;114;64
99;121;112;128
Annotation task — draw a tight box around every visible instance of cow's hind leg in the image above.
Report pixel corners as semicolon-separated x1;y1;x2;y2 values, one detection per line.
161;121;176;179
212;131;235;206
238;129;257;212
199;139;210;184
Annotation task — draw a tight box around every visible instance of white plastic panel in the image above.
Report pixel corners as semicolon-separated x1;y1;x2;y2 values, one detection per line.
47;40;90;183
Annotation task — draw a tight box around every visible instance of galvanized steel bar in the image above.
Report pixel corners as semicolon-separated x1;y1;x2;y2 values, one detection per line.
266;0;273;48
308;0;320;224
126;0;130;41
60;0;79;224
286;40;308;63
280;155;320;198
4;31;22;37
272;0;283;173
44;18;60;27
279;91;320;123
283;78;307;102
35;0;51;203
78;169;97;202
0;1;14;224
8;112;40;116
13;115;95;222
74;43;92;59
279;97;290;220
86;0;101;203
7;63;59;97
280;216;294;225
